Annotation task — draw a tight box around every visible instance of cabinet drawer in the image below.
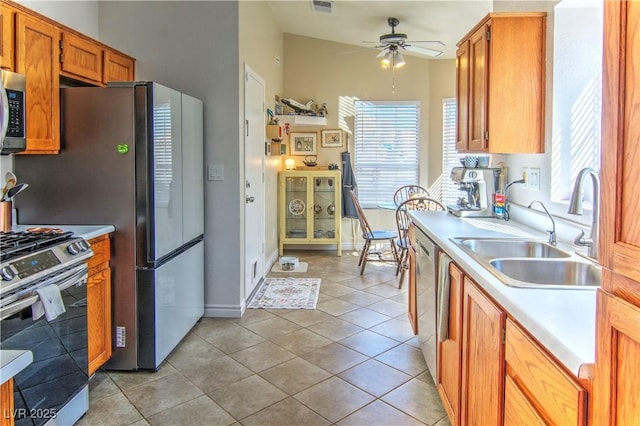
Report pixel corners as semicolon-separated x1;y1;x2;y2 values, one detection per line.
505;319;587;425
87;234;110;273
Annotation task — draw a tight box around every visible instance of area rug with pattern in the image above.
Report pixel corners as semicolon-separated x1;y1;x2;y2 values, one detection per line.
248;277;321;310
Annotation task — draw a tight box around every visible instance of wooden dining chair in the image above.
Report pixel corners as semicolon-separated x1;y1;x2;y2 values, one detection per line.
393;185;430;206
395;196;445;288
349;190;398;275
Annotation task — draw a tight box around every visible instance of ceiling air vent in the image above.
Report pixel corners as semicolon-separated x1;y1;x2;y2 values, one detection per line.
311;0;334;14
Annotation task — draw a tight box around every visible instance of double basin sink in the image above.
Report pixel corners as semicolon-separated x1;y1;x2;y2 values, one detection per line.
452;238;601;290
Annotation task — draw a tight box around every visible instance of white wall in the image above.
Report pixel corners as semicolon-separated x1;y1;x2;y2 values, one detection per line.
97;1;243;317
239;1;284;280
17;0;99;37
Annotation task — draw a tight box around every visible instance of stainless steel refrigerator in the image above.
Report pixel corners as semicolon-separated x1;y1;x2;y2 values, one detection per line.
15;82;205;371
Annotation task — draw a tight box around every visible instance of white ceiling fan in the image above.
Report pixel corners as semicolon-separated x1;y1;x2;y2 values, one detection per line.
366;17;444;67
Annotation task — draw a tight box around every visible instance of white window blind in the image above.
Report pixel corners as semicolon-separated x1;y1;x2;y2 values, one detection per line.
441;97;463;206
354;100;420;208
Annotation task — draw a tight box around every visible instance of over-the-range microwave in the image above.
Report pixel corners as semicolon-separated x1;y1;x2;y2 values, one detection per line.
0;69;27;154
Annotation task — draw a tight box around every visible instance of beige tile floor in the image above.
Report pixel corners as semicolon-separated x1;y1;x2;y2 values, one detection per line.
78;250;450;426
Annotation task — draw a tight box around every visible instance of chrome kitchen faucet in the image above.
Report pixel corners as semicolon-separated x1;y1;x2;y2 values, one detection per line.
568;167;600;260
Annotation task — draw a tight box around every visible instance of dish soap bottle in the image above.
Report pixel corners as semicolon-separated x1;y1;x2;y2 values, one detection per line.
493;164;507;219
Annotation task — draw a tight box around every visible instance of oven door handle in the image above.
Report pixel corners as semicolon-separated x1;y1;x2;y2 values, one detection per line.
0;264;89;320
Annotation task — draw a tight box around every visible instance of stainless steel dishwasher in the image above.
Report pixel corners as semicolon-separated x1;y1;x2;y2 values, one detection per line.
415;226;440;382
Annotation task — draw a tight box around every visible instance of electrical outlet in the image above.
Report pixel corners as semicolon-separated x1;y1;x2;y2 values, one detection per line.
522;167;529;189
529;168;541;191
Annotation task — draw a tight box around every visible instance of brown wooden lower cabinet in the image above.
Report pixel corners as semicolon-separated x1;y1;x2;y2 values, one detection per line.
407;235;418;335
0;379;13;426
87;234;112;375
436;262;464;426
505;319;587;425
460;277;505;426
594;289;640;425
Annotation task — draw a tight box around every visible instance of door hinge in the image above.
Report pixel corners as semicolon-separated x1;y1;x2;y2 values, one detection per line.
246;119;249;137
486;30;491;41
484;130;489;141
502;328;506;344
59;54;64;64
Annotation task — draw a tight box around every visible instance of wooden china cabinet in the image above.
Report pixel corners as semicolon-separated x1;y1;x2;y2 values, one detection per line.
594;1;640;424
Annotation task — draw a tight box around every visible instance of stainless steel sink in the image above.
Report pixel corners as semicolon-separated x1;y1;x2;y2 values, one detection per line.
456;238;571;259
489;259;601;289
451;237;601;290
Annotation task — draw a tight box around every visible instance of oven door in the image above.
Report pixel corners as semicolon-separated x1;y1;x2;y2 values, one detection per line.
1;265;89;426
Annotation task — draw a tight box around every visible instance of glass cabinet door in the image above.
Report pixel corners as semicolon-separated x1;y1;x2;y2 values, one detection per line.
312;175;337;239
284;176;308;238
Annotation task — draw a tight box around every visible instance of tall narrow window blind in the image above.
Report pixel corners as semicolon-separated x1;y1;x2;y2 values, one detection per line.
441;97;464;206
354;100;420;208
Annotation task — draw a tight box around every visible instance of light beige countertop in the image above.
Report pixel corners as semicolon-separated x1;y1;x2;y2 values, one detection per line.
12;224;115;240
408;210;596;377
0;350;33;385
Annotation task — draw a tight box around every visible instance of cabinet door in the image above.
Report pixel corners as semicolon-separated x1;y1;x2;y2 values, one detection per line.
60;31;103;85
1;2;14;70
594;290;640;425
461;277;505;425
87;235;112;375
600;0;640;288
15;12;59;154
103;48;135;83
468;24;488;152
505;319;587;425
455;41;470;151
311;173;338;240
408;239;417;334
437;262;464;426
88;268;112;375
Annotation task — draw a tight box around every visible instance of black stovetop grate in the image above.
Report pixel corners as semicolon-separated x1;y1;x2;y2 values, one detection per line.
0;231;75;262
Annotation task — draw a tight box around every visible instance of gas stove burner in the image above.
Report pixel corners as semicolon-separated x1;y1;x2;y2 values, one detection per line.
0;230;75;262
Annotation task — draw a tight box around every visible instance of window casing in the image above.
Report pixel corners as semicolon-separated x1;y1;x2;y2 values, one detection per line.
354;101;420;208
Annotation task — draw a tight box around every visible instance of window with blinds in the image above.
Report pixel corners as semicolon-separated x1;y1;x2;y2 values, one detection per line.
441;97;464;207
354;101;420;208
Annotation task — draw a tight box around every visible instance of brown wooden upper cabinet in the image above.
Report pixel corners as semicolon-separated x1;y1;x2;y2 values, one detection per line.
103;49;135;84
60;31;104;85
456;13;546;154
0;2;15;70
1;0;135;154
15;12;60;154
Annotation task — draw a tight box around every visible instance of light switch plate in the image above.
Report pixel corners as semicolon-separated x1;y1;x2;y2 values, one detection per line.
529;168;540;191
208;164;224;181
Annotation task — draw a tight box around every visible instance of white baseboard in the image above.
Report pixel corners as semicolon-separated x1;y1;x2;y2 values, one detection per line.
204;302;244;318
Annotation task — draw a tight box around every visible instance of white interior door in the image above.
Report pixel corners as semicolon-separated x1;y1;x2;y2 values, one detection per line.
244;65;265;299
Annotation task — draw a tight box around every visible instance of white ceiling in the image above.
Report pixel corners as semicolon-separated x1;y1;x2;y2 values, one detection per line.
266;0;494;59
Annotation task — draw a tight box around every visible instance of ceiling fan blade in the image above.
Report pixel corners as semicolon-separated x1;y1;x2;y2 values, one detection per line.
406;40;446;46
403;44;443;58
376;49;387;58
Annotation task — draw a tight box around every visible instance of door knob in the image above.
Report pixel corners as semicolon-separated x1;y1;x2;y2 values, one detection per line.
246;196;255;203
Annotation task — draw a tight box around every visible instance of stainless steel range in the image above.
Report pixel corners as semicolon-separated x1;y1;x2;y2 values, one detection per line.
0;229;93;425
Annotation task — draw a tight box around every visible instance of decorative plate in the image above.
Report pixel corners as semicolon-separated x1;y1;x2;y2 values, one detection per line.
289;199;305;215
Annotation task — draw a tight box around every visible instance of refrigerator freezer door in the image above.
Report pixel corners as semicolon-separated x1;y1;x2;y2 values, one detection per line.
146;84;184;262
181;94;204;242
137;239;204;370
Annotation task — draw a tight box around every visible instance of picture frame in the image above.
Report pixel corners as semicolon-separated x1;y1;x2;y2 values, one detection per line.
290;132;317;155
321;130;344;148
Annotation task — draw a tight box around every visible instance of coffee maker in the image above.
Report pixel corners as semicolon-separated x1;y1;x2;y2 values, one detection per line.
447;167;500;217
